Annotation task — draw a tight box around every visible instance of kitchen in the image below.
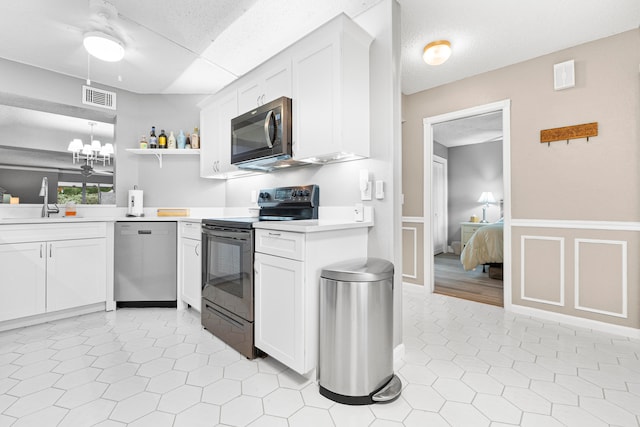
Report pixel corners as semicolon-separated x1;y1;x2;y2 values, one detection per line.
3;1;640;426
0;0;403;424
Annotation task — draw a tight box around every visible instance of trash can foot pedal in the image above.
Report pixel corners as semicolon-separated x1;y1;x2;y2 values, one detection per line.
372;375;402;403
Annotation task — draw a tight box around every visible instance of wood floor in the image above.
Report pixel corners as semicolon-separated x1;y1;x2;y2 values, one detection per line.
434;252;504;307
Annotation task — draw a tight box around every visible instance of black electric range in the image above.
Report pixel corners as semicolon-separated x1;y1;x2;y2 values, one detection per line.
200;185;319;359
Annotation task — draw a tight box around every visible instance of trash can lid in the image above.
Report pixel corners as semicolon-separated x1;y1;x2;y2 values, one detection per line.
321;257;394;282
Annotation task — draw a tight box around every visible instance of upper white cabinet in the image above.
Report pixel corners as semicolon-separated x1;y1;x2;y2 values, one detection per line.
238;59;292;114
200;89;257;179
199;14;372;179
291;14;372;162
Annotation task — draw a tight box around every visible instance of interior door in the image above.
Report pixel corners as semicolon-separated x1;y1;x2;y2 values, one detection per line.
432;157;447;255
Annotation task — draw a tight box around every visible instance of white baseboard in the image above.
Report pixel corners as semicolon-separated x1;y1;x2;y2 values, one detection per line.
510;304;640;339
402;281;424;291
0;303;106;332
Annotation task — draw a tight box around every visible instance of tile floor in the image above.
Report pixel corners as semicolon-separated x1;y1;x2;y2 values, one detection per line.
1;286;640;426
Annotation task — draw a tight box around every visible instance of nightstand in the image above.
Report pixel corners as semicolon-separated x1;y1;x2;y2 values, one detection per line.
461;222;489;248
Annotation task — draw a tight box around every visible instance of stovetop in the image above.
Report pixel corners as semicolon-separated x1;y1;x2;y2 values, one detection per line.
202;185;319;230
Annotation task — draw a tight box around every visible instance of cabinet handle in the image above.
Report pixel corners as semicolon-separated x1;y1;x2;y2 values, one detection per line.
268;232;281;237
49;244;52;258
195;243;200;256
257;95;261;106
40;244;43;258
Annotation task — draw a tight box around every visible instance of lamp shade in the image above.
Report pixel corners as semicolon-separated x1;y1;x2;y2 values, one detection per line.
91;140;102;151
477;192;496;204
67;138;83;152
423;40;452;66
83;31;124;62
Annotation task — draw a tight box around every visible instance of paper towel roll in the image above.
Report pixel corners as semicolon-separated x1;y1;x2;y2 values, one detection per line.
128;190;144;216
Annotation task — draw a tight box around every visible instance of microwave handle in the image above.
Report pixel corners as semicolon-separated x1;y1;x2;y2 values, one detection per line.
264;110;275;148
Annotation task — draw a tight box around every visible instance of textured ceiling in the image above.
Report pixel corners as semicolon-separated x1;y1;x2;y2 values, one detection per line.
0;0;638;95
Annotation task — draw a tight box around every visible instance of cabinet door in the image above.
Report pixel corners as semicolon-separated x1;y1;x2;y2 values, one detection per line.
237;80;263;114
254;252;304;373
262;60;292;104
0;242;46;321
47;238;107;312
292;42;336;160
238;60;292;114
216;91;239;174
199;102;220;178
180;237;201;310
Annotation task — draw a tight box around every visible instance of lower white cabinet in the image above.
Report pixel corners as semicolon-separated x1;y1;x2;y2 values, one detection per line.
47;238;106;312
0;242;46;322
254;227;368;375
179;222;201;309
254;252;304;372
0;222;109;323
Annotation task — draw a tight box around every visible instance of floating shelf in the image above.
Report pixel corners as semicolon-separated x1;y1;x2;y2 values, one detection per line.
126;148;200;168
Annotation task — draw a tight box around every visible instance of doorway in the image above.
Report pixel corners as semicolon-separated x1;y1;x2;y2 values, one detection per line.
423;100;512;309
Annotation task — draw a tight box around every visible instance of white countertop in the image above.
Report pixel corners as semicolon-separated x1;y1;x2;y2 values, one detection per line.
0;216;202;225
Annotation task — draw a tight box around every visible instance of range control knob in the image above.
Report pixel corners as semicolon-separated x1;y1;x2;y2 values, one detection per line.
260;192;269;199
297;190;304;197
303;189;310;197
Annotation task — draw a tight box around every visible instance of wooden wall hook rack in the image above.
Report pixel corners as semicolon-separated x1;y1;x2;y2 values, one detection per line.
540;122;598;147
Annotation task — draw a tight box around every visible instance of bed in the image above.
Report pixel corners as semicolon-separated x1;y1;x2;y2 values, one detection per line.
460;221;503;271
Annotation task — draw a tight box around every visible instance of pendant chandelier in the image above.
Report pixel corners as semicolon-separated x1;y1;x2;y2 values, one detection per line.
67;121;114;167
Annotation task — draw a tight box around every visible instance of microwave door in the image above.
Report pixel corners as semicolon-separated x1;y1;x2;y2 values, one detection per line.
232;113;273;156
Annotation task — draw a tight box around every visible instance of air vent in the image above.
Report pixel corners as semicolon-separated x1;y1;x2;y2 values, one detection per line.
82;85;116;110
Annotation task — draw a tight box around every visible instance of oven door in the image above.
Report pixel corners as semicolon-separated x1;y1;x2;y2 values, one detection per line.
201;225;254;321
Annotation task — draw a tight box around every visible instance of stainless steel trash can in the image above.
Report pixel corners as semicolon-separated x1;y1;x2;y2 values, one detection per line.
319;258;401;405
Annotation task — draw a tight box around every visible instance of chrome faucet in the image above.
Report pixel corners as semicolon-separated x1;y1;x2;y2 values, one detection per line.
39;177;59;218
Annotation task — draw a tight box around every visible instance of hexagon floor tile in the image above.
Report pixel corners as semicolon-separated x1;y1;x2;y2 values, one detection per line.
1;289;640;426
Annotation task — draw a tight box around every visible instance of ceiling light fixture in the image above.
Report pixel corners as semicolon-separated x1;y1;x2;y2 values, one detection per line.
423;40;452;66
67;121;114;167
83;31;124;62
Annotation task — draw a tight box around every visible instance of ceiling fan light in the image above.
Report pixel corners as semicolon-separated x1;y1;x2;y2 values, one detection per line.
423;40;451;66
83;31;124;62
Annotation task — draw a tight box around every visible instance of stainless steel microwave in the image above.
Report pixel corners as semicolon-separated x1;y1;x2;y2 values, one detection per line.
230;96;292;165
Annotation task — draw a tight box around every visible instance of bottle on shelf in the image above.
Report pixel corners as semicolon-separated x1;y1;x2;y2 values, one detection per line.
158;129;167;149
185;133;191;149
149;126;158;149
177;130;186;149
139;135;148;149
191;127;199;149
168;131;176;149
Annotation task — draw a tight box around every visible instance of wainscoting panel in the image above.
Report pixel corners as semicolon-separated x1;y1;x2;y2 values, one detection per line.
521;236;564;306
402;221;424;286
402;226;417;279
575;238;627;318
512;223;639;330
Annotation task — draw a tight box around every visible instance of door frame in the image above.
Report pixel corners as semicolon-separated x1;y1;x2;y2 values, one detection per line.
432;154;448;255
423;100;512;309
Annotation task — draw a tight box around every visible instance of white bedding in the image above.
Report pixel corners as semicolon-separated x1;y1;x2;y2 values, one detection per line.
460;222;503;271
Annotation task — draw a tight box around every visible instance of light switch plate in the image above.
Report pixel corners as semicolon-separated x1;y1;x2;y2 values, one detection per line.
375;180;384;199
354;203;364;222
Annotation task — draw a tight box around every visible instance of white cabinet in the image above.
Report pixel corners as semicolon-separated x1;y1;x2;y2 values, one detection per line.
0;222;109;323
0;242;46;322
254;227;368;375
291;15;372;162
254;252;304;371
200;89;258;179
179;221;201;310
238;59;292;113
46;238;107;312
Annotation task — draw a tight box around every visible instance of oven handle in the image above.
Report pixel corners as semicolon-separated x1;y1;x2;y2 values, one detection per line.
202;227;251;241
205;303;244;329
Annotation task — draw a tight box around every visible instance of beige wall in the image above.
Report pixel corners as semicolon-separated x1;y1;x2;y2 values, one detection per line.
402;29;640;328
402;222;424;285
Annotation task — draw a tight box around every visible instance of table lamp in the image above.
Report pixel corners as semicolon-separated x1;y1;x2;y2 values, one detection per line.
477;191;496;223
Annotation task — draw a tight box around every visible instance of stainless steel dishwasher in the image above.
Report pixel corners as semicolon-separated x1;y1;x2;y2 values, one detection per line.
114;221;177;307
